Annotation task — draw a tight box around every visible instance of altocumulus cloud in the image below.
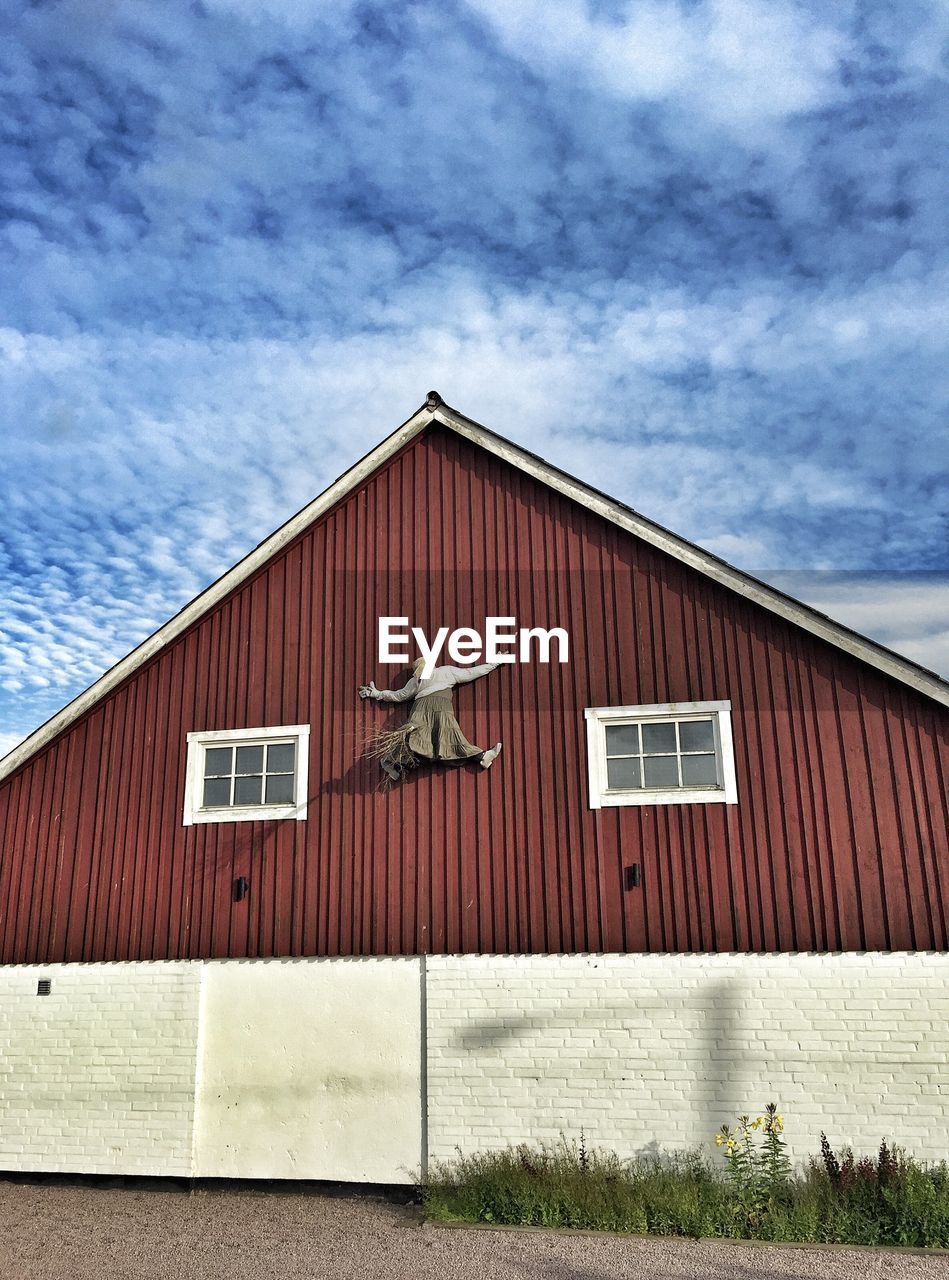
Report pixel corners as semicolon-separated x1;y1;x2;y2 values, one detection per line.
0;0;947;748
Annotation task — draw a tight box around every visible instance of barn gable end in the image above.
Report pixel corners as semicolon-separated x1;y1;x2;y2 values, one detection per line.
0;401;946;963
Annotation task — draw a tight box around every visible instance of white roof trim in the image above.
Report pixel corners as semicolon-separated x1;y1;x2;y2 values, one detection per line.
2;394;946;782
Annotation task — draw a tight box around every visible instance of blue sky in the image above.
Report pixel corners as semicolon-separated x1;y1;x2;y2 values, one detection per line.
1;0;948;751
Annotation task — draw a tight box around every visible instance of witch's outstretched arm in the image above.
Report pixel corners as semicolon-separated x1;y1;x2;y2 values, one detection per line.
359;675;419;703
443;662;500;685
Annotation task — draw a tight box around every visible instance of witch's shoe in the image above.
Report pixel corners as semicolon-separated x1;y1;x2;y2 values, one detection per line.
480;742;503;769
381;758;401;782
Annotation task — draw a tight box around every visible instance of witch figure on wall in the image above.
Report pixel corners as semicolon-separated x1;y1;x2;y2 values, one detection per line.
359;659;503;783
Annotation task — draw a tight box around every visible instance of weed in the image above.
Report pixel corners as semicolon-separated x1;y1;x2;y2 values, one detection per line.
422;1111;949;1247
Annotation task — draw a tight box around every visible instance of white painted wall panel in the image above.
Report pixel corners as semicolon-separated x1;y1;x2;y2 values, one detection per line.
426;953;949;1165
193;957;423;1182
0;963;200;1176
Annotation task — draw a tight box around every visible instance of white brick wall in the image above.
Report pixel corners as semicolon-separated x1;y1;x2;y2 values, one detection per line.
0;963;201;1176
2;953;947;1179
426;953;949;1165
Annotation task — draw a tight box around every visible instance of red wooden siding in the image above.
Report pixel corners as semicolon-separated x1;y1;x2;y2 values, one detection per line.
1;425;947;961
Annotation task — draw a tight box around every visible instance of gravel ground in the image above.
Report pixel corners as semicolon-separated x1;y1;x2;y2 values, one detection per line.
1;1178;948;1280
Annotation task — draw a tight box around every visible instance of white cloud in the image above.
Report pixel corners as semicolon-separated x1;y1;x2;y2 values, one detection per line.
465;0;845;137
0;732;26;760
199;0;354;26
701;533;772;563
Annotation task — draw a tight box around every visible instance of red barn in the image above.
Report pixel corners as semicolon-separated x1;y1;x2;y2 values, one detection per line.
0;393;947;1183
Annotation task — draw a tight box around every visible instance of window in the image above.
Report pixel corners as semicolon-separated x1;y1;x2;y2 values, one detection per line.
584;701;737;809
182;725;310;825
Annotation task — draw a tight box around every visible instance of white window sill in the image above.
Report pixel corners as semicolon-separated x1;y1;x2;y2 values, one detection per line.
186;802;307;825
597;787;731;808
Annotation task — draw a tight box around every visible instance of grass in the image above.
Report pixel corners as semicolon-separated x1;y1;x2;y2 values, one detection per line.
423;1135;949;1248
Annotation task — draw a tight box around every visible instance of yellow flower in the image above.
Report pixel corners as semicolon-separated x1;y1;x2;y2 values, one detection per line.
751;1117;763;1130
715;1134;724;1146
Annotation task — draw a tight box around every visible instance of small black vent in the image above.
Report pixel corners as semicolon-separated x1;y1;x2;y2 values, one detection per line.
233;876;250;903
37;979;51;996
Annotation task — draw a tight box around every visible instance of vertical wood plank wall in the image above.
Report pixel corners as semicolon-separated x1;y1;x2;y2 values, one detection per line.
1;426;947;961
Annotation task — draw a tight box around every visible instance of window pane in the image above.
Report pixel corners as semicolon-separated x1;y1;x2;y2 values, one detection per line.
233;774;263;805
265;773;295;804
204;747;232;778
606;758;642;790
203;776;231;807
267;742;295;774
235;745;264;776
605;724;640;756
681;753;718;785
643;755;679;787
642;722;677;754
679;720;715;752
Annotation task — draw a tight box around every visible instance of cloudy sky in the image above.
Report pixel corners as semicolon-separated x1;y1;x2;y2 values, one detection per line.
1;0;947;753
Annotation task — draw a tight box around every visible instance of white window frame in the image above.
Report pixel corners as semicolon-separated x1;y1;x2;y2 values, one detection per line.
182;724;310;826
584;701;738;810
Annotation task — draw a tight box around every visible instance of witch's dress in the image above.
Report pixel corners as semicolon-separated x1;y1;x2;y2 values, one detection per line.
365;663;499;773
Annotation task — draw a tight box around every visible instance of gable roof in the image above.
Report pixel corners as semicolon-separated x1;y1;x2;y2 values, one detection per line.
2;392;947;782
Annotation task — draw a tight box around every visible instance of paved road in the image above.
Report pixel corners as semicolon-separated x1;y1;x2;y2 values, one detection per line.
1;1178;947;1280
